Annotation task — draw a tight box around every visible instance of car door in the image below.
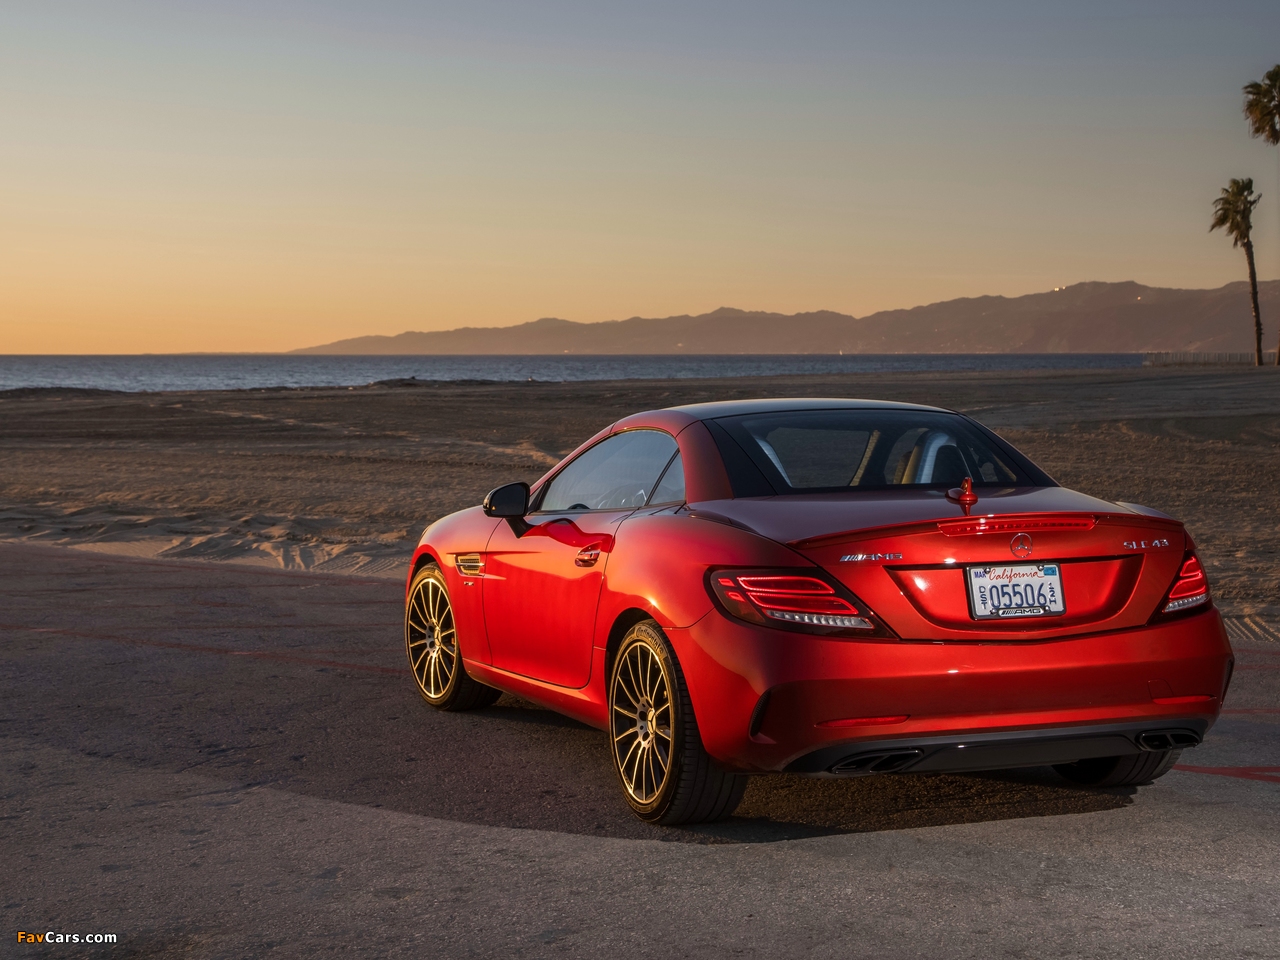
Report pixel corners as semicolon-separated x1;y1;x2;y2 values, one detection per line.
482;429;680;688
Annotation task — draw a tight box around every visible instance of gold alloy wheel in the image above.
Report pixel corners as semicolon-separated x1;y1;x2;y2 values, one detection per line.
610;639;674;803
406;573;457;701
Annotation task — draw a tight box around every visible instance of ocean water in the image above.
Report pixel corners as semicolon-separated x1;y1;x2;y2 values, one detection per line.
0;354;1143;393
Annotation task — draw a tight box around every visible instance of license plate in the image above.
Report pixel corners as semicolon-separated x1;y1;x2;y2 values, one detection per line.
966;563;1065;620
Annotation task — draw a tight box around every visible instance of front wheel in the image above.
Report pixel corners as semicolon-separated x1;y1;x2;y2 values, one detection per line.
609;620;747;825
1054;749;1181;787
405;564;500;711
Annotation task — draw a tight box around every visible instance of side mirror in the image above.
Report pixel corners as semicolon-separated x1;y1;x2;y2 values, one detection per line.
483;481;530;518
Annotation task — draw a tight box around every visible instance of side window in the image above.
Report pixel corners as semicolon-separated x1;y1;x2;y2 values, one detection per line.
648;452;685;504
539;430;679;512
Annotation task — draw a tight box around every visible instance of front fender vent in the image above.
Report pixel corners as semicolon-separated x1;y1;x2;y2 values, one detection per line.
454;553;484;576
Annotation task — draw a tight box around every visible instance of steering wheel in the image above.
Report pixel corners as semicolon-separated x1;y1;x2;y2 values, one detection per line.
596;483;650;510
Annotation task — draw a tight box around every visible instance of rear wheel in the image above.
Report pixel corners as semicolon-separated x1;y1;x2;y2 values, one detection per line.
1054;749;1181;787
405;564;500;711
609;620;747;825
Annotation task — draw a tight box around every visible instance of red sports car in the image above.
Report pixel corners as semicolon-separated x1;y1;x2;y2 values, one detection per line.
404;399;1233;824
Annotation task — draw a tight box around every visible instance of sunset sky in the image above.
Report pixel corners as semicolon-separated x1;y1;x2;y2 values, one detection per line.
3;1;1280;353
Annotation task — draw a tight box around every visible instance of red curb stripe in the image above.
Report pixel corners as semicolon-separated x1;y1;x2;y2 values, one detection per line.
5;623;403;675
1174;765;1280;784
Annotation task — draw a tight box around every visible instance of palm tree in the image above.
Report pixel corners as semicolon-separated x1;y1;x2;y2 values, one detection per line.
1244;66;1280;363
1210;178;1264;365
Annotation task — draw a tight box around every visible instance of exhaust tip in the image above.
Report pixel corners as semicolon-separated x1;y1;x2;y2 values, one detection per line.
1137;728;1201;751
831;749;924;776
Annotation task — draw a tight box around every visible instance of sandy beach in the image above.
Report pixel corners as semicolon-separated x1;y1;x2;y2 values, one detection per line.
4;367;1279;956
2;365;1278;613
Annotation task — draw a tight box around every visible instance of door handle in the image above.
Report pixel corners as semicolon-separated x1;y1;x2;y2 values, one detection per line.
575;543;602;567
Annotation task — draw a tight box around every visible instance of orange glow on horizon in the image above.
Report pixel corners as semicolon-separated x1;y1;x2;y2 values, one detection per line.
2;4;1277;354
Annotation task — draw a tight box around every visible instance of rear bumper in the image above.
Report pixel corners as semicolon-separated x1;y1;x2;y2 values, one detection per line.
665;606;1233;773
784;719;1208;777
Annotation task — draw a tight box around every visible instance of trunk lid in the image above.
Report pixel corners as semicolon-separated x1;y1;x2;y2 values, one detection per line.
694;487;1188;641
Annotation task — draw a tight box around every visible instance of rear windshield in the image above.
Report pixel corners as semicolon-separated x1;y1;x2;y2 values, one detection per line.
707;409;1050;495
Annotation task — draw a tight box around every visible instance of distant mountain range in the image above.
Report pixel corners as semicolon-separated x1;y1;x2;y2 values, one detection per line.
292;280;1280;355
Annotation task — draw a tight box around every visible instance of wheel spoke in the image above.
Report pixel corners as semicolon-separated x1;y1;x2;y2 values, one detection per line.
640;648;653;702
616;675;639;710
649;668;665;706
413;589;431;628
620;737;642;784
616;660;640;708
612;704;639;720
624;651;643;706
636;745;648;800
422;582;434;620
631;742;648;793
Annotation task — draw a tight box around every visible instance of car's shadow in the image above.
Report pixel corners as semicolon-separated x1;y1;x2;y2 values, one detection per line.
713;767;1133;843
405;695;1134;845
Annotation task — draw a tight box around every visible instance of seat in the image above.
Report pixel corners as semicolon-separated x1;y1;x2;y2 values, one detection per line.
929;444;971;486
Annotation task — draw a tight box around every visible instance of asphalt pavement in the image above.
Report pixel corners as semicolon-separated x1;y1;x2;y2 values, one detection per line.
2;543;1277;959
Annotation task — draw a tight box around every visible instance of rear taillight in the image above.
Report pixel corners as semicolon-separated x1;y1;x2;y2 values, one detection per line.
708;569;894;638
1159;553;1211;616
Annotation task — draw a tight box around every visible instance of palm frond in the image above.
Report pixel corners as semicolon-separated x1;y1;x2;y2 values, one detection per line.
1243;64;1280;145
1209;178;1260;249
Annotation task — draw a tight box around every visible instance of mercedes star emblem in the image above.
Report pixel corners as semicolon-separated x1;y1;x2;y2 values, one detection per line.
1010;533;1033;559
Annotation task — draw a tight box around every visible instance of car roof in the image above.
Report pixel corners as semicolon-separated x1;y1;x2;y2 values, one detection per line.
664;397;954;420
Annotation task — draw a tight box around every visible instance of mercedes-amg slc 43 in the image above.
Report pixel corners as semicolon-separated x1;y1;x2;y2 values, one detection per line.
404;399;1232;824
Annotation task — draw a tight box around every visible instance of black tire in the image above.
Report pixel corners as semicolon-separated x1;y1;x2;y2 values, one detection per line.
405;564;500;711
1053;749;1182;787
609;620;748;825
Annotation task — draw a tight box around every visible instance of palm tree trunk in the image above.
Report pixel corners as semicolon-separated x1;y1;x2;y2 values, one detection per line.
1244;238;1263;365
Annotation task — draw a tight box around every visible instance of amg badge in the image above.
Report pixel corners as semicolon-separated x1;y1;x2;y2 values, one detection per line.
840;553;903;562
